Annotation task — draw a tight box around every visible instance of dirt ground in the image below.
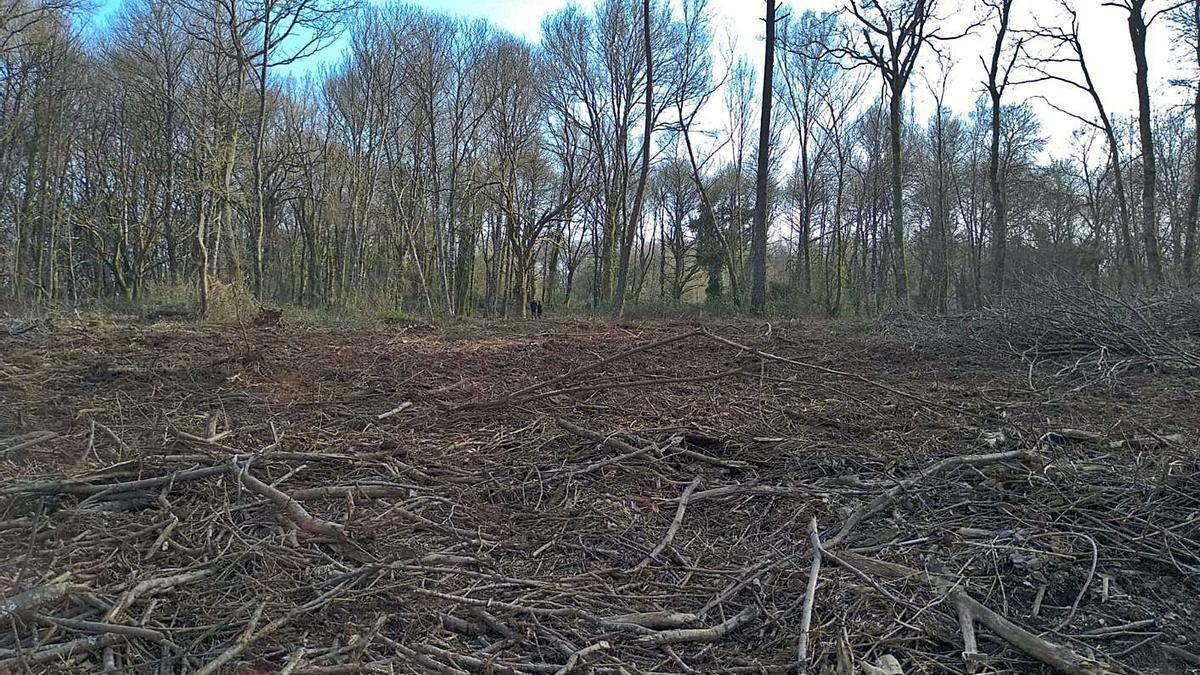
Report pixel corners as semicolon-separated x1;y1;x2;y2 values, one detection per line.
1;316;1197;674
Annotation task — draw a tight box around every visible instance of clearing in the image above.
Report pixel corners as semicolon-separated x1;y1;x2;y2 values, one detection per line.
1;317;1197;674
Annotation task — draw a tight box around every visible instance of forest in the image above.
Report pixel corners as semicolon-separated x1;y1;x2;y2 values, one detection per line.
3;2;1200;673
4;0;1199;319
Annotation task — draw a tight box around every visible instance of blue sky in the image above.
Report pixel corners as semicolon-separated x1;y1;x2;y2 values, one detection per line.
76;0;1188;157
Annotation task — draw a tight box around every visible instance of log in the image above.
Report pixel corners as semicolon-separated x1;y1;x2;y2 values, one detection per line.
636;605;759;645
839;553;1120;675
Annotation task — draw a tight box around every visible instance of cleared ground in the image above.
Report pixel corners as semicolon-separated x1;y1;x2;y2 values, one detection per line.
1;317;1197;674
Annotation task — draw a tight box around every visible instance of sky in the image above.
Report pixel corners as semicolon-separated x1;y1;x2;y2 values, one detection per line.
81;0;1193;156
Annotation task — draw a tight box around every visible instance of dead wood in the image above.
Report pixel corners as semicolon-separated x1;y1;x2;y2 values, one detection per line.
2;319;1194;674
601;611;699;630
231;459;345;539
636;605;759;645
824;447;1034;549
796;517;822;675
0;634;120;669
634;476;701;570
0;431;59;457
0;582;83;619
839;552;1120;675
458;328;704;410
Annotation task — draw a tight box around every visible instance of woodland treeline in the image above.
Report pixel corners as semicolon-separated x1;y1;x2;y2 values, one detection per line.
2;0;1200;317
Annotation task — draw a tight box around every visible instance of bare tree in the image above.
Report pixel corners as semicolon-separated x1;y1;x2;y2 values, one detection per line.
611;0;653;318
836;0;971;303
750;0;779;314
248;0;354;300
1172;0;1200;278
982;0;1020;297
1025;0;1139;283
1107;0;1179;285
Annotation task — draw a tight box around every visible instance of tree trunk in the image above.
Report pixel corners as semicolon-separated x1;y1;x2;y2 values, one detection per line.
1186;61;1200;280
750;0;776;314
1128;1;1163;284
252;5;271;301
888;86;909;301
612;0;654;318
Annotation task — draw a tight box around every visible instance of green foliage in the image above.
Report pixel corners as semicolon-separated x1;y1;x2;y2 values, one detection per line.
764;282;817;317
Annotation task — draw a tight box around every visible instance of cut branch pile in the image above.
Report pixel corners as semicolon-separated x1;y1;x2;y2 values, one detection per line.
0;318;1197;673
962;282;1200;381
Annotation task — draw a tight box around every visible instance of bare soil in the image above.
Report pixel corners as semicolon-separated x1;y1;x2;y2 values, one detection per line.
1;317;1197;674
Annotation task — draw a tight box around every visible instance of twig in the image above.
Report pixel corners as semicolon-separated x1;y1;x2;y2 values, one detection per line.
635;477;701;570
825;448;1035;549
839;552;1119;675
193;602;264;675
459;329;703;410
33;613;166;642
556;418;659;475
601;611;699;630
1;582;83;619
0;430;58;457
105;569;212;622
1163;644;1200;666
700;329;986;419
0;635;119;669
377;401;413;419
958;599;980;674
279;647;308;675
5;464;228;497
796;518;822;675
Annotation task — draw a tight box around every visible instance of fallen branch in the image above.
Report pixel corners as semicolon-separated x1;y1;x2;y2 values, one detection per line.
825;448;1035;549
637;605;759;645
105;568;212;622
509;367;747;408
0;582;83;619
796;518;822;675
839;552;1120;675
377;401;413;420
0;430;58;457
3;464;227;497
0;634;119;669
556;418;659;475
670;483;821;505
288;484;413;500
554;640;610;674
601;611;699;630
634;477;701;570
700;330;983;419
33;613;166;642
1163;644;1200;667
231;459;345;539
193;603;265;675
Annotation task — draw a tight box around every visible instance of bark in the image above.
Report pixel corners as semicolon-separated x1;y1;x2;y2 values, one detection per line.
1186;33;1200;280
750;0;776;314
986;0;1014;298
1128;0;1163;284
888;88;909;301
251;1;271;301
612;0;654;318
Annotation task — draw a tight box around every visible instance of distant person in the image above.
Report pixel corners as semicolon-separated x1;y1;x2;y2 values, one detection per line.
529;299;540;319
535;300;544;319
